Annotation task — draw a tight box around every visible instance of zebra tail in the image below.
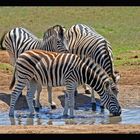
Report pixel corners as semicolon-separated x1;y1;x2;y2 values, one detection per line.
9;67;16;90
0;31;7;50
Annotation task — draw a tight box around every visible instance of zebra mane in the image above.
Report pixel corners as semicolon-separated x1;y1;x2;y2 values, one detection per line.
103;40;118;83
19;27;39;40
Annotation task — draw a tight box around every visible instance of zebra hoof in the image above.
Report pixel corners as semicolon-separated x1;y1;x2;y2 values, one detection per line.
51;104;57;110
92;102;96;111
74;90;78;96
85;90;91;95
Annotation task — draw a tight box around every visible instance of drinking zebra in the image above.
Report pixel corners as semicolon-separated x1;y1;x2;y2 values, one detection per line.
9;50;121;117
64;23;120;110
0;25;69;109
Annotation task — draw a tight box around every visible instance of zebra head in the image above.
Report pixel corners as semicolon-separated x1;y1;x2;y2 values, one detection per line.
43;25;69;53
101;78;121;116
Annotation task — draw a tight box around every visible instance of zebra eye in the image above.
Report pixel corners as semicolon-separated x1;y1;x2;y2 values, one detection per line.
111;87;119;95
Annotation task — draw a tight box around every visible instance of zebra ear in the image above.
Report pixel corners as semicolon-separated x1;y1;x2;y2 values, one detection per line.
62;26;66;32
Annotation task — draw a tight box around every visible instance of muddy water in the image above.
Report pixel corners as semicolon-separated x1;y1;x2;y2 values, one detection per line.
0;103;140;125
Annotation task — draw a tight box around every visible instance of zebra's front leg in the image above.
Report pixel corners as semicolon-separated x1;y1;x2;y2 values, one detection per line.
63;92;75;118
63;92;69;117
63;83;76;118
91;89;96;111
34;82;42;110
74;88;78;96
91;89;104;112
69;91;75;118
26;81;37;116
47;86;56;109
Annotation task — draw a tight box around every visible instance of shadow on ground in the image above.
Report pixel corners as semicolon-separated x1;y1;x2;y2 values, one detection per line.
0;92;28;109
58;92;101;108
0;91;101;110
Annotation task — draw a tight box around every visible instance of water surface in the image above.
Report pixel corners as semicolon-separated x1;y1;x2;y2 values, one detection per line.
0;103;140;125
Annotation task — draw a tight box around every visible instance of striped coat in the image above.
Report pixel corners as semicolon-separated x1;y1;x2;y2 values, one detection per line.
65;24;120;110
9;50;121;117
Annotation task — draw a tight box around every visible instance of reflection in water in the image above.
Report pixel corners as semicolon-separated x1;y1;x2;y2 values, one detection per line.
108;116;122;124
1;106;140;125
8;107;122;125
26;117;33;125
10;117;16;125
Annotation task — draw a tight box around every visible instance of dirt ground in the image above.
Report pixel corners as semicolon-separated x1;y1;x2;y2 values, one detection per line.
0;50;140;134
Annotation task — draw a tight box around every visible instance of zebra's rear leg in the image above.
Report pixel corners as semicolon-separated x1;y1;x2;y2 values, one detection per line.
47;86;57;109
9;92;22;117
9;82;26;117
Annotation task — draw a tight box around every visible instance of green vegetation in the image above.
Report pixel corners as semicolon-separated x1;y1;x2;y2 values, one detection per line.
0;7;139;67
0;63;13;73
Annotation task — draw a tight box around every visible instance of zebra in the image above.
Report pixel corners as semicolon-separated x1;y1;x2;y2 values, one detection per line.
63;23;120;111
9;49;121;118
0;25;68;65
0;25;69;109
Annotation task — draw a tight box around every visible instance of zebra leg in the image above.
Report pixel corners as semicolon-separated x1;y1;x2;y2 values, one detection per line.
64;82;76;118
69;91;75;118
47;86;57;109
74;88;78;96
15;72;23;97
9;91;22;117
34;82;42;110
9;82;26;117
91;89;96;111
63;92;69;117
83;84;91;94
26;81;37;116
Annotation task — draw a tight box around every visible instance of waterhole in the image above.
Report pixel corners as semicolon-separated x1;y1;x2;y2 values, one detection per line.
0;102;140;125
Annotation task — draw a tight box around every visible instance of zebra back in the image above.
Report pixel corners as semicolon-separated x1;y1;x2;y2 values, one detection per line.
65;24;119;83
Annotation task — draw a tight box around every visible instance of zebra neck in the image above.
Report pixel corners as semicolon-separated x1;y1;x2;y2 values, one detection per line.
37;39;44;50
81;63;108;94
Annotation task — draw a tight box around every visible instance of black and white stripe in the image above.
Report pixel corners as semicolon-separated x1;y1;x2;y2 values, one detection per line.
9;50;121;117
65;24;120;110
1;25;69;108
1;25;68;65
